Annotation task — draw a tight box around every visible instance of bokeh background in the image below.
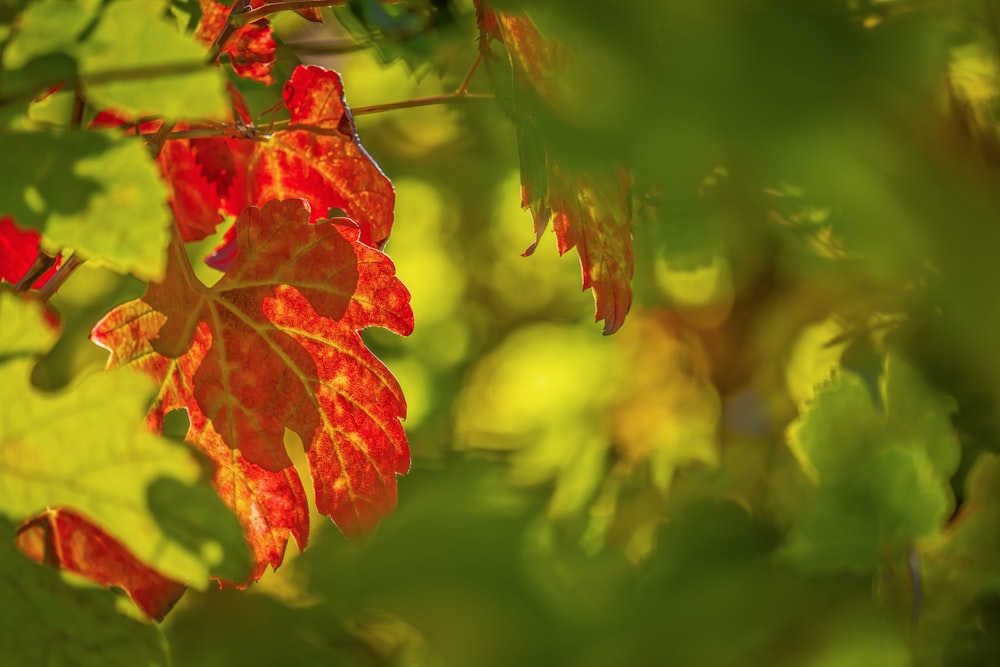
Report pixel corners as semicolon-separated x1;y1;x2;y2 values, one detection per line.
30;0;1000;664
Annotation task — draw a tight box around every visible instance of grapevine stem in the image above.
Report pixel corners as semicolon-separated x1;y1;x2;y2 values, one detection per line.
12;252;59;294
350;91;494;116
456;52;483;95
37;255;84;302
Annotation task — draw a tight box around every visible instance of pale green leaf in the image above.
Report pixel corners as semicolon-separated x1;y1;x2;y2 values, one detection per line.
78;0;227;119
1;0;102;70
0;292;251;586
0;130;170;280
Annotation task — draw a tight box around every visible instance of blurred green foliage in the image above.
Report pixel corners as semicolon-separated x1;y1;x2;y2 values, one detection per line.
7;0;1000;664
158;1;1000;663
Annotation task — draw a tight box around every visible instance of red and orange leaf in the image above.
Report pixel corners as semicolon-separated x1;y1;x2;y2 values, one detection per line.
91;300;310;585
245;65;396;249
16;508;187;621
478;6;634;333
92;198;412;576
0;216;59;287
198;0;277;85
546;164;633;335
160;65;395;265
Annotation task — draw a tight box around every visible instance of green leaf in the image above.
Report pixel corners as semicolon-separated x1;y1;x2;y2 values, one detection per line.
0;292;251;586
2;0;227;119
0;517;168;667
0;129;170;280
1;0;103;70
916;454;1000;665
78;0;227;119
783;446;951;572
782;353;959;572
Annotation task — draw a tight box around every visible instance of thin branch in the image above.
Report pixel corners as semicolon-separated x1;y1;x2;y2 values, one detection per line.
206;0;249;63
232;1;356;27
456;52;483;95
0;61;213;108
71;89;86;127
13;252;59;294
37;255;85;303
350;91;494;116
146;121;177;159
286;39;372;56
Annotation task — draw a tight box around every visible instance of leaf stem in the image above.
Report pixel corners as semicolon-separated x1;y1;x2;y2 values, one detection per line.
233;1;347;26
350;91;494;116
37;255;84;302
146;121;177;159
456;52;483;95
12;252;59;294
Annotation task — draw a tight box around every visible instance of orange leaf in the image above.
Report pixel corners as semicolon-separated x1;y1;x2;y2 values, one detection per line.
16;509;187;622
246;65;395;249
92;198;413;578
158;65;394;264
545;164;633;336
480;7;634;333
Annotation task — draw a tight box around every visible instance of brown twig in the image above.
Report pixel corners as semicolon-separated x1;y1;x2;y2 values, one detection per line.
350;91;494;116
12;252;59;293
351;55;492;116
37;255;85;302
145;121;177;159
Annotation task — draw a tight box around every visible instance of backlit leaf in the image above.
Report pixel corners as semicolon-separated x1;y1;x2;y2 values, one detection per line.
0;130;171;280
198;0;276;85
3;0;228;119
481;7;634;334
92;198;413;580
781;353;961;572
158;65;394;262
0;518;167;667
0;291;251;589
16;508;187;622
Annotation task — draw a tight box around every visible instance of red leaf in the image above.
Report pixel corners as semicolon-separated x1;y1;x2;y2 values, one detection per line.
198;0;277;85
92;198;413;576
246;66;395;249
545;165;633;336
16;509;187;622
479;7;634;333
159;66;394;254
0;216;60;288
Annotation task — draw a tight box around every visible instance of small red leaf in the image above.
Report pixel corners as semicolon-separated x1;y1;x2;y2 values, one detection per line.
548;165;633;335
16;509;187;622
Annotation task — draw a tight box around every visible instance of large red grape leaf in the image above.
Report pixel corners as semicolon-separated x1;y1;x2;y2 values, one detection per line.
16;509;187;621
0;216;59;288
92;199;412;576
478;6;634;334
